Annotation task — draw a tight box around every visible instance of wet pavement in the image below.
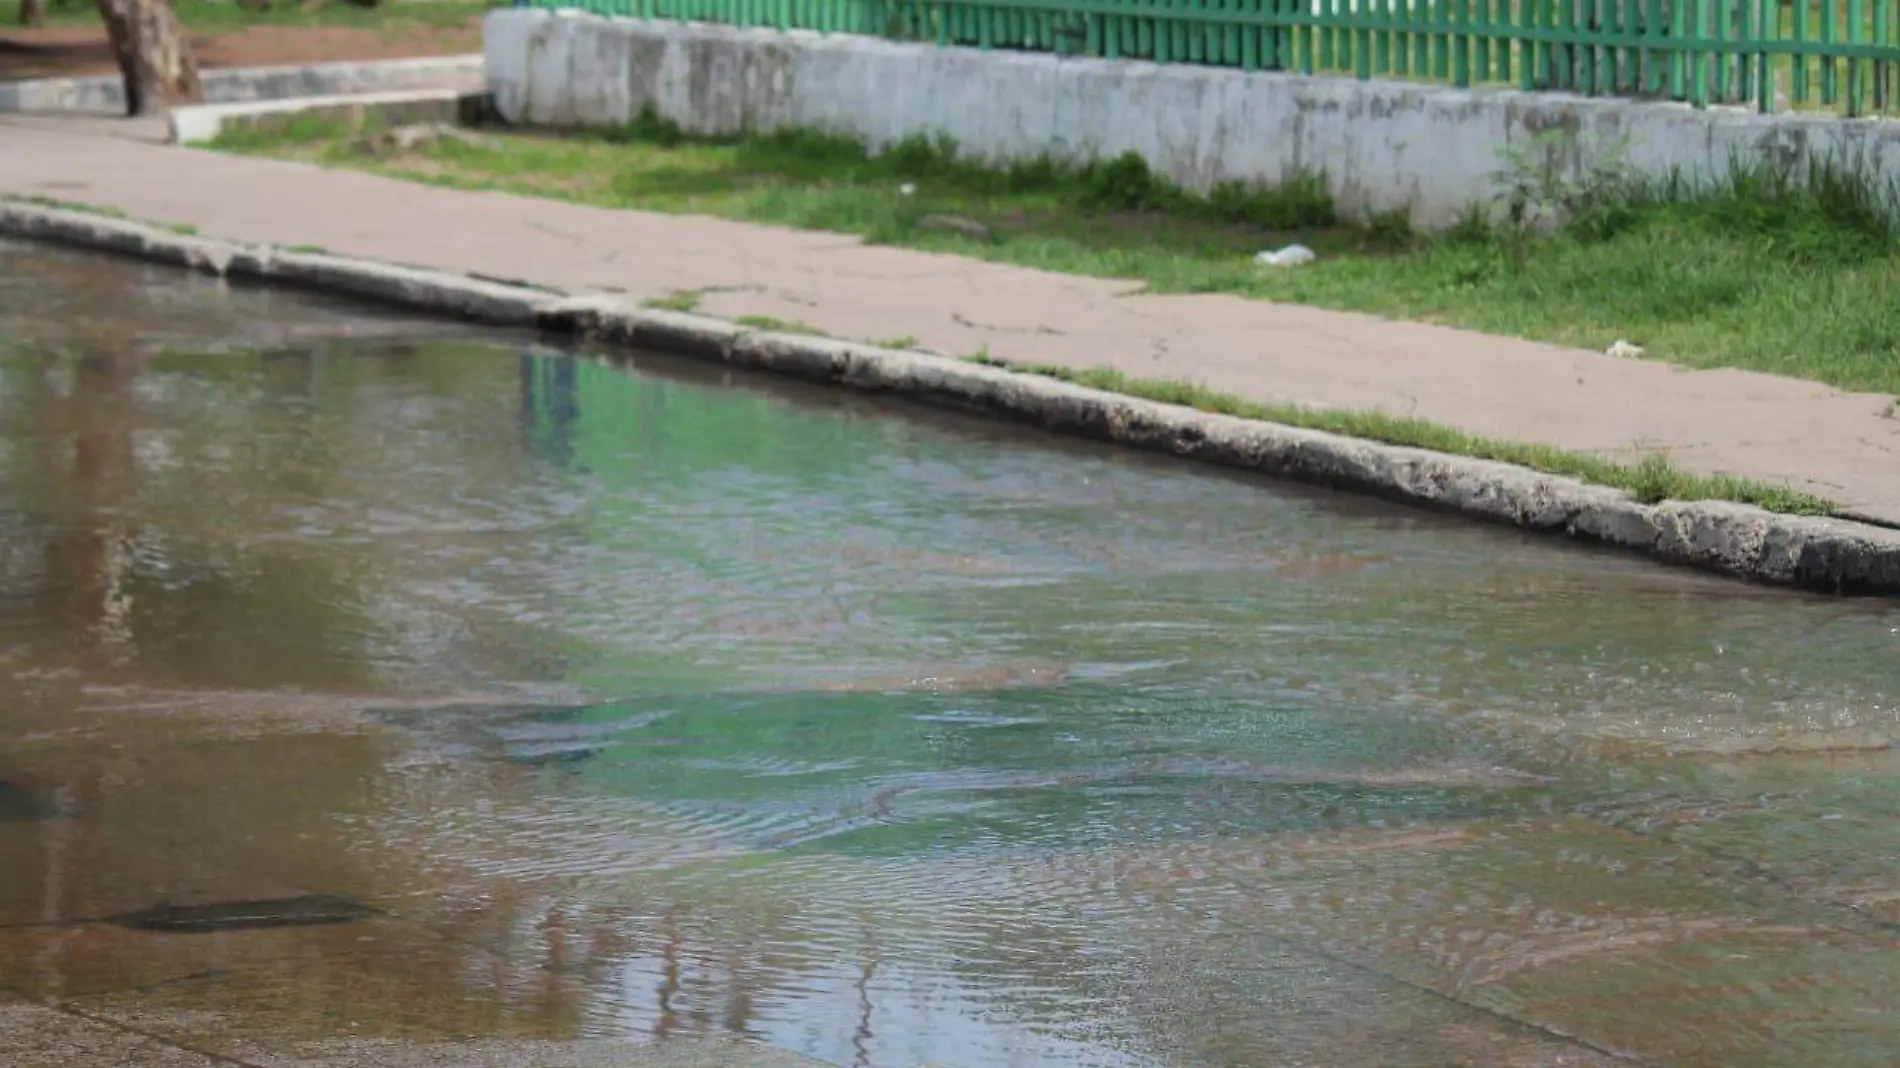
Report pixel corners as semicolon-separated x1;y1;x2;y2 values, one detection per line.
4;239;1900;1067
2;1002;833;1068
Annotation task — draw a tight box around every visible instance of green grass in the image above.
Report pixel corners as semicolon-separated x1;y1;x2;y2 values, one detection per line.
734;314;827;335
1;0;495;31
1;193;125;218
962;353;1834;515
4;193;211;238
642;288;703;312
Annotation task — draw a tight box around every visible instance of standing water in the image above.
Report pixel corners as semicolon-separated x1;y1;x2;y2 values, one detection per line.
3;239;1900;1068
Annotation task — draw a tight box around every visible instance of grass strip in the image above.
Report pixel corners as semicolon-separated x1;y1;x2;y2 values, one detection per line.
959;353;1833;515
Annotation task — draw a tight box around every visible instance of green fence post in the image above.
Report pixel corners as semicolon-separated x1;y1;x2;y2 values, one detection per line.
1355;0;1373;76
1536;0;1553;89
1378;0;1396;76
1473;0;1491;80
1324;0;1341;72
1877;0;1891;108
1823;0;1839;103
1756;0;1774;109
1452;0;1470;82
1848;0;1867;113
1607;0;1626;90
1560;0;1577;90
1712;0;1730;99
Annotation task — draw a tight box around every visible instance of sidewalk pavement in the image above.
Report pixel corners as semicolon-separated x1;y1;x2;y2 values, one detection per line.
4;116;1898;524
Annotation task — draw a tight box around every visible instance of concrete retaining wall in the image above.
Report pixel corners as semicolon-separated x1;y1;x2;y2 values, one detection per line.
0;55;485;116
485;8;1900;226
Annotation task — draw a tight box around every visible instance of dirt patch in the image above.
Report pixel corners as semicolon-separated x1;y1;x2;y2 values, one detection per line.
0;20;479;82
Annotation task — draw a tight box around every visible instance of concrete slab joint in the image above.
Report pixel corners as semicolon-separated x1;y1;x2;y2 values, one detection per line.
3;200;1897;595
481;8;1900;226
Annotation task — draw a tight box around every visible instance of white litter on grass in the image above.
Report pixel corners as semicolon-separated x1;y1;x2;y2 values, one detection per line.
1606;339;1646;359
898;182;917;196
1254;244;1316;268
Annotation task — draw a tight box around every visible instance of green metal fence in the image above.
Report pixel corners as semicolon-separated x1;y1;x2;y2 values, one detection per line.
525;0;1900;115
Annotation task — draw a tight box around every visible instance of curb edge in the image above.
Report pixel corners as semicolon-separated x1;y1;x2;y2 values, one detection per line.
6;201;1897;596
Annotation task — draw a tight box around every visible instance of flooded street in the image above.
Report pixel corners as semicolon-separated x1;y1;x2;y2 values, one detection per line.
5;239;1900;1068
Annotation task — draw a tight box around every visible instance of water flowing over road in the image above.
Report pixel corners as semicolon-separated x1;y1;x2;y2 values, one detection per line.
4;239;1900;1068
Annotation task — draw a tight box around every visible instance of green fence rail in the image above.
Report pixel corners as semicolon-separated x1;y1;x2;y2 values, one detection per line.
523;0;1900;115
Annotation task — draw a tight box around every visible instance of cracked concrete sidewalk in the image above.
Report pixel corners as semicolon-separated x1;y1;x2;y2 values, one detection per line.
4;116;1898;524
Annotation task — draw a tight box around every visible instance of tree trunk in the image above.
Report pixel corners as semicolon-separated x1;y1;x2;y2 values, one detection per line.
95;0;202;118
18;0;45;27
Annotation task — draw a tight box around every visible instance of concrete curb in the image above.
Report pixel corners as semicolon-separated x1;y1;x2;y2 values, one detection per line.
0;55;484;115
6;201;1899;596
167;88;492;146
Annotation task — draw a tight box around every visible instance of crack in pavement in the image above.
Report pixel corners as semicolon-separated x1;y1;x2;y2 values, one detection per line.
47;1002;269;1068
526;221;587;246
950;311;1064;335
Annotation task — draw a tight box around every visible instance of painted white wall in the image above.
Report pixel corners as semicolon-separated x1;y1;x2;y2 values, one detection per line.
486;7;1900;226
